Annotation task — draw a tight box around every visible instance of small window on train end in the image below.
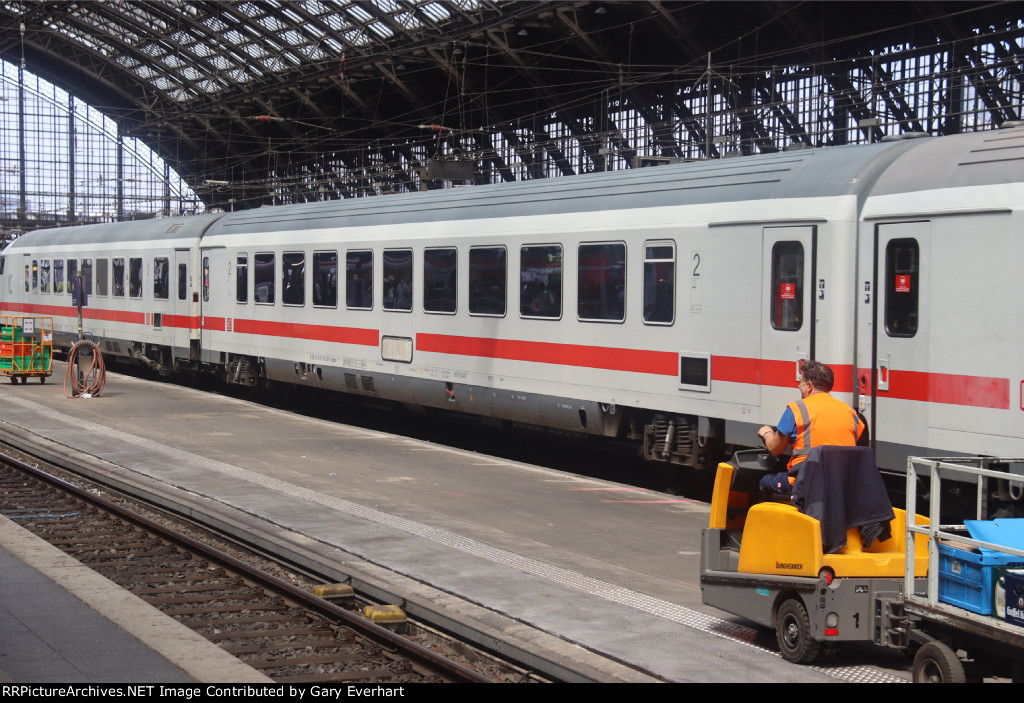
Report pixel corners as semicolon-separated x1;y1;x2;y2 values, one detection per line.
424;248;457;314
95;259;108;296
520;245;562;319
770;241;803;331
178;263;187;301
24;263;30;293
383;249;412;312
0;256;5;275
312;251;338;308
128;258;142;298
254;253;275;304
643;241;675;325
346;250;373;310
154;257;169;300
112;258;125;297
282;252;305;306
39;260;50;294
31;260;38;293
578;242;625;322
236;254;248;303
885;238;919;338
469;246;506;316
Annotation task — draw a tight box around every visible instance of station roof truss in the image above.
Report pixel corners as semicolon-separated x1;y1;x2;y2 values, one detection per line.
2;1;1023;212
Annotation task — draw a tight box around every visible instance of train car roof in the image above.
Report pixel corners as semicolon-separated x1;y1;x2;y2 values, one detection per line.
870;124;1024;195
211;138;921;236
3;212;222;250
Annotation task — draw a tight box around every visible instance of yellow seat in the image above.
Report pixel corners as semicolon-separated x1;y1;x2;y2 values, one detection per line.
735;501;929;578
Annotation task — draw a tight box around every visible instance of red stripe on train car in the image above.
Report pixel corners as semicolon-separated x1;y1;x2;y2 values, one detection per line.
881;370;1009;409
229;318;379;346
711;357;854;393
416;333;679;375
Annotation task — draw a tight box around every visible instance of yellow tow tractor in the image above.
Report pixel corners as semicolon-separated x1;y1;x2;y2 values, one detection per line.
0;315;53;384
700;447;1024;681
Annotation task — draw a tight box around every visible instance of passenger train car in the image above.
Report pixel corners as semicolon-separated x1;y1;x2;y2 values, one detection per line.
2;126;1023;490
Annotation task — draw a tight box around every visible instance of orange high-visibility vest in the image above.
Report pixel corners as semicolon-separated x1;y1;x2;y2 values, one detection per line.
786;392;865;471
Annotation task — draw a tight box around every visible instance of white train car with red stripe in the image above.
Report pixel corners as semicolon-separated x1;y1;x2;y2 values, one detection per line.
2;126;1023;489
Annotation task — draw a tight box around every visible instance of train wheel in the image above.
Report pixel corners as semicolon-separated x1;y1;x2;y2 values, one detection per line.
19;376;26;384
913;641;965;683
776;598;820;663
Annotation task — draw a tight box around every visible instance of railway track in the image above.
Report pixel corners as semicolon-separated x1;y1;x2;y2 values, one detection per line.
0;451;522;683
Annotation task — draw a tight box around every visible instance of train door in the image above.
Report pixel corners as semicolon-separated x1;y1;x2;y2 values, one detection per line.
172;248;191;360
198;248;214;363
861;221;930;463
760;226;816;419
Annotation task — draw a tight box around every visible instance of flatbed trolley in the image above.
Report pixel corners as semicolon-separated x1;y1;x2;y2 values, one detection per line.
700;449;1024;682
0;315;53;384
902;457;1024;682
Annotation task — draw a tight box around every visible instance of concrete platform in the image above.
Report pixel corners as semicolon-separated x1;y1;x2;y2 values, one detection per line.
0;363;908;683
0;515;270;683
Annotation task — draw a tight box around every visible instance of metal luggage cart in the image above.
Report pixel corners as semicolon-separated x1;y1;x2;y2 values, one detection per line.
0;315;53;384
903;457;1024;683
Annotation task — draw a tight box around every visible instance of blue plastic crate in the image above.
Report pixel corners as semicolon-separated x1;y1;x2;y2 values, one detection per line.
938;542;1024;615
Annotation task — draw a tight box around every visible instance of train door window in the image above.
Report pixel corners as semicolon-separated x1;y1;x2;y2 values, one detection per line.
31;260;38;292
346;250;373;309
578;242;625;322
424;248;457;313
282;252;305;306
643;241;675;325
254;253;275;304
67;259;78;296
54;259;64;294
40;260;50;293
129;258;143;298
202;256;210;302
153;257;169;300
112;258;124;297
178;263;187;301
520;245;562;319
770;241;803;331
0;256;4;275
236;254;248;303
312;251;337;307
469;246;506;316
885;238;919;337
95;259;108;296
81;259;93;296
383;249;412;311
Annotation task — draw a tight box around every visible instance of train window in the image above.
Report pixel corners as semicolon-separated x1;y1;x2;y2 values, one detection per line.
520;245;562;319
31;260;38;292
24;264;29;293
178;263;187;301
643;242;675;324
346;250;373;309
885;238;919;338
770;242;803;331
0;256;4;275
254;253;275;304
383;249;412;311
129;258;142;298
202;256;210;302
40;260;50;294
81;259;93;296
282;252;305;306
154;257;169;300
54;260;64;294
67;259;78;296
578;243;625;322
469;247;506;316
95;259;108;296
424;248;457;313
112;258;124;297
236;254;248;303
312;251;337;308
